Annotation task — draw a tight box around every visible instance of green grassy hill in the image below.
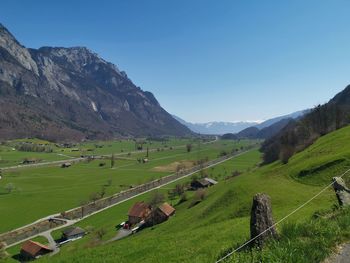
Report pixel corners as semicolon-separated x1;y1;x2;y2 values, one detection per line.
6;126;350;262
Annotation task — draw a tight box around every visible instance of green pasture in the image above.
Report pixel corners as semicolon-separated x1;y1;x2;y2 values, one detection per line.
0;139;253;234
30;126;350;263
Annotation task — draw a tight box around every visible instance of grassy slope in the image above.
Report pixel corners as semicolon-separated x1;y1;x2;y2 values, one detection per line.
33;125;350;263
0;139;251;233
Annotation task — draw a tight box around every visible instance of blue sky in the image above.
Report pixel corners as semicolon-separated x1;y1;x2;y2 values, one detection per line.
2;0;350;123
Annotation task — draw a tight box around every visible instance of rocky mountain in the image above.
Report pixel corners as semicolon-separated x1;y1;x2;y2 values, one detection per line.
0;24;191;141
172;115;258;135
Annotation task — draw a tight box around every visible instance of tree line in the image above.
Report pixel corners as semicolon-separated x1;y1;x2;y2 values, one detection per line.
261;102;350;164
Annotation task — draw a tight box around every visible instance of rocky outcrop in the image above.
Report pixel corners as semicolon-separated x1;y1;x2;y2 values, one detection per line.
332;177;350;207
250;193;278;247
0;23;191;141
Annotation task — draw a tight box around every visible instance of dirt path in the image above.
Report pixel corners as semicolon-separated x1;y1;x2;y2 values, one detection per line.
40;230;60;256
107;229;132;243
324;243;350;263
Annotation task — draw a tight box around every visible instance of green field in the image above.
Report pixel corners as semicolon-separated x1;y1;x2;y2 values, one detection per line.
0;138;254;234
0;138;197;168
16;126;349;263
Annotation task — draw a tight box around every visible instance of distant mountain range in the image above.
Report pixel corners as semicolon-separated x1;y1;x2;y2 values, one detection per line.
0;23;191;141
172;115;258;135
173;110;308;136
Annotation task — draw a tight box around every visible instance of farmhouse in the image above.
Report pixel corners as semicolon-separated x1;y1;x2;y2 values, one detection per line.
20;240;52;259
128;201;151;225
191;177;218;189
62;226;86;241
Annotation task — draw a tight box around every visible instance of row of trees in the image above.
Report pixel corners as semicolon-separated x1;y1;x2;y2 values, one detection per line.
16;143;53;153
261;103;350;164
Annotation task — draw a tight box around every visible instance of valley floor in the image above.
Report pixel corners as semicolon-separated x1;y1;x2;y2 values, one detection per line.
4;126;350;262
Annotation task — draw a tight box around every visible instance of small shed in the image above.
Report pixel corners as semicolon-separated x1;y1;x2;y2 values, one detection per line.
61;162;72;168
62;226;86;240
158;202;176;217
191;178;218;189
128;202;151;225
20;240;52;259
204;177;218;185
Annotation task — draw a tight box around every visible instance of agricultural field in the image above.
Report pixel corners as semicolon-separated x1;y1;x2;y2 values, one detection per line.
14;125;350;263
0;137;198;168
0;138;255;234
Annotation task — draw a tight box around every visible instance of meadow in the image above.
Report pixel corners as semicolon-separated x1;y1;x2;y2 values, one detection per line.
25;126;350;263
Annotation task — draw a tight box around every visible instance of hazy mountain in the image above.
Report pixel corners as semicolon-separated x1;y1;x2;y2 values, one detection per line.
255;110;308;129
174;110;308;136
0;23;191;141
261;85;350;164
172;115;258;135
234;110;308;140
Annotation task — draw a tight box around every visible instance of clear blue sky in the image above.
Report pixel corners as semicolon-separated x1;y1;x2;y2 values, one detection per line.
2;0;350;123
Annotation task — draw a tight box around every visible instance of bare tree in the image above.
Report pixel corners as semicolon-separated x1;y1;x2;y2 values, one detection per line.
149;191;165;208
99;186;106;198
95;228;107;241
174;184;185;196
148;191;165;226
89;192;100;203
5;183;14;193
0;242;8;260
111;154;115;168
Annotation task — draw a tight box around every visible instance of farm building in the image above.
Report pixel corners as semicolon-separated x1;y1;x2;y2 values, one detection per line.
20;240;52;259
22;158;39;164
62;226;86;240
158;202;176;217
128;201;151;225
191;177;218;189
61;162;72;168
204;177;218;185
146;202;176;226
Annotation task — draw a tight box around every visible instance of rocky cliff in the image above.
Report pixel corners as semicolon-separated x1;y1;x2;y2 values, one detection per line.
0;24;191;141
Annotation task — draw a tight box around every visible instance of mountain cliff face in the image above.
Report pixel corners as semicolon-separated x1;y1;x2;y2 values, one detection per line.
0;24;191;141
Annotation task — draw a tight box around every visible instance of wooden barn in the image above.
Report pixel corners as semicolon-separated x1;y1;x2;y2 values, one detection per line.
191;177;218;190
158;202;176;218
128;202;152;225
146;202;176;226
20;240;52;259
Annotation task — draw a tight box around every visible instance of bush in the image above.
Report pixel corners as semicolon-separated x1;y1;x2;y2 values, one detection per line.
195;189;207;201
178;193;187;204
0;242;8;260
